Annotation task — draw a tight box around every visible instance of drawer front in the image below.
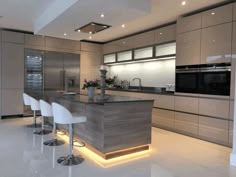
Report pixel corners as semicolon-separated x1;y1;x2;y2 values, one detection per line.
199;116;229;145
201;4;233;28
174;112;198;136
152;108;174;129
174;96;198;114
154;95;174;110
199;98;230;119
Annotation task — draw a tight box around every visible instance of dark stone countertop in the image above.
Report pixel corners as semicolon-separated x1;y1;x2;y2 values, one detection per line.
105;87;175;95
33;91;154;105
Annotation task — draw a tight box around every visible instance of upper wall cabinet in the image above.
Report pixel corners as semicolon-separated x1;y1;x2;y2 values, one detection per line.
24;34;45;48
176;30;201;66
103;37;133;54
1;43;24;89
201;4;233;28
155;24;176;44
233;3;236;21
177;14;202;34
1;31;24;44
201;23;232;64
131;31;155;48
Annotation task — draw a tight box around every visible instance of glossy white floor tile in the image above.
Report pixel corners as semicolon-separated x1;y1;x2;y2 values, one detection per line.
0;117;235;177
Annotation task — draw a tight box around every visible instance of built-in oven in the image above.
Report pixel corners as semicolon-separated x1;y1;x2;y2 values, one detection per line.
175;63;231;96
198;63;231;96
176;65;199;94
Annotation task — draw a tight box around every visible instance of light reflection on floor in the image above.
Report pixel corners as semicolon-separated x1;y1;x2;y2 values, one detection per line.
0;117;235;177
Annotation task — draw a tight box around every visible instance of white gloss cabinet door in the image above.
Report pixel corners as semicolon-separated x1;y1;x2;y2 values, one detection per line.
176;30;201;66
1;42;24;89
177;14;202;34
201;4;233;28
201;23;232;64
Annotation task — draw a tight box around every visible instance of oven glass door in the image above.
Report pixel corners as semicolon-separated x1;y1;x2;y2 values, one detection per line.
176;72;199;93
198;71;230;96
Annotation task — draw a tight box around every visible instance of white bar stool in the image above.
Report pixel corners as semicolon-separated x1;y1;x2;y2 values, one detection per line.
39;100;64;146
52;102;87;166
29;97;42;129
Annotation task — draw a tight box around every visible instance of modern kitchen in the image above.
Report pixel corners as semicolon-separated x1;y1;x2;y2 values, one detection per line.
0;0;236;177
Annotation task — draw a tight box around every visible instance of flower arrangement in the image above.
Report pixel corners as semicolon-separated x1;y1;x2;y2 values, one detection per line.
105;76;117;85
82;79;99;89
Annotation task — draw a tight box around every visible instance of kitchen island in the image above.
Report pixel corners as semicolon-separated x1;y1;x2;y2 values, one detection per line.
41;92;154;159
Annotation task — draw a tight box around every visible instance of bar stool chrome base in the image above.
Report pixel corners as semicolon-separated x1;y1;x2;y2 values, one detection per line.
57;155;84;166
33;129;52;135
44;139;65;146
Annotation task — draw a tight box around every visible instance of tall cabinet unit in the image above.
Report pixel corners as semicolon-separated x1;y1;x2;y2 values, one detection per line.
1;31;24;116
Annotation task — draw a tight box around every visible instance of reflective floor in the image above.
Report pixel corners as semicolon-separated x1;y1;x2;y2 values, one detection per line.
0;117;236;177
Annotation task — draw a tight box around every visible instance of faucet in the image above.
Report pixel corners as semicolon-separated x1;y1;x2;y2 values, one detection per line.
133;78;142;90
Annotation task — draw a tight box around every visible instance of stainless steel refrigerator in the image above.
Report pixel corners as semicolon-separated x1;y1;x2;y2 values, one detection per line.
24;49;80;115
44;51;80;93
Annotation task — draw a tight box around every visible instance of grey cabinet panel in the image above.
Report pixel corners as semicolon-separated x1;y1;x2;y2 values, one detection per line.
103;37;133;54
1;42;24;89
25;34;45;47
44;51;64;90
177;14;202;34
132;31;155;48
202;4;233;28
229;120;233;146
199;98;230;119
174;112;198;136
152;108;174;130
176;30;201;66
1;89;24;115
230;100;234;121
201;23;232;64
232;22;236;62
155;25;176;44
45;37;64;49
154;95;174;110
2;31;24;44
174;96;199;114
234;2;236;21
199;116;229;145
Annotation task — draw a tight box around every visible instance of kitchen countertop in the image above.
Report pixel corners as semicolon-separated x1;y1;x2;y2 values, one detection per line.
105;87;175;95
37;91;154;105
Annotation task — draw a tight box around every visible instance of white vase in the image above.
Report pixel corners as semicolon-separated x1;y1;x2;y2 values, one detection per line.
87;87;95;99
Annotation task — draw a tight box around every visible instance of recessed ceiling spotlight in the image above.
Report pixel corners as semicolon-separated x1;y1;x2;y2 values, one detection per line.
181;1;186;6
77;29;81;32
100;14;105;18
211;12;215;15
160;32;163;35
64;33;67;36
89;31;92;34
89;36;92;39
122;24;125;28
122;41;126;44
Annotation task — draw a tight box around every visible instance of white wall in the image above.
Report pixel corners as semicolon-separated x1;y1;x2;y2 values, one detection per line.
108;59;175;87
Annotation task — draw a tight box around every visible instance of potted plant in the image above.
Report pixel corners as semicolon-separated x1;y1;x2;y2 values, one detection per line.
105;76;116;88
82;79;99;99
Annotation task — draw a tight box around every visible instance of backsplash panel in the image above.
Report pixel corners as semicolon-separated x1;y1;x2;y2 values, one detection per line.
108;59;175;87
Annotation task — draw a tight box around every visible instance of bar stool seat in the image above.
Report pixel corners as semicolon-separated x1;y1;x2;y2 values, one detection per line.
52;102;87;166
24;94;41;128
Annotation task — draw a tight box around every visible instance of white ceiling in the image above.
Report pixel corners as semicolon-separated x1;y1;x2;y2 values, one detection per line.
0;0;230;42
